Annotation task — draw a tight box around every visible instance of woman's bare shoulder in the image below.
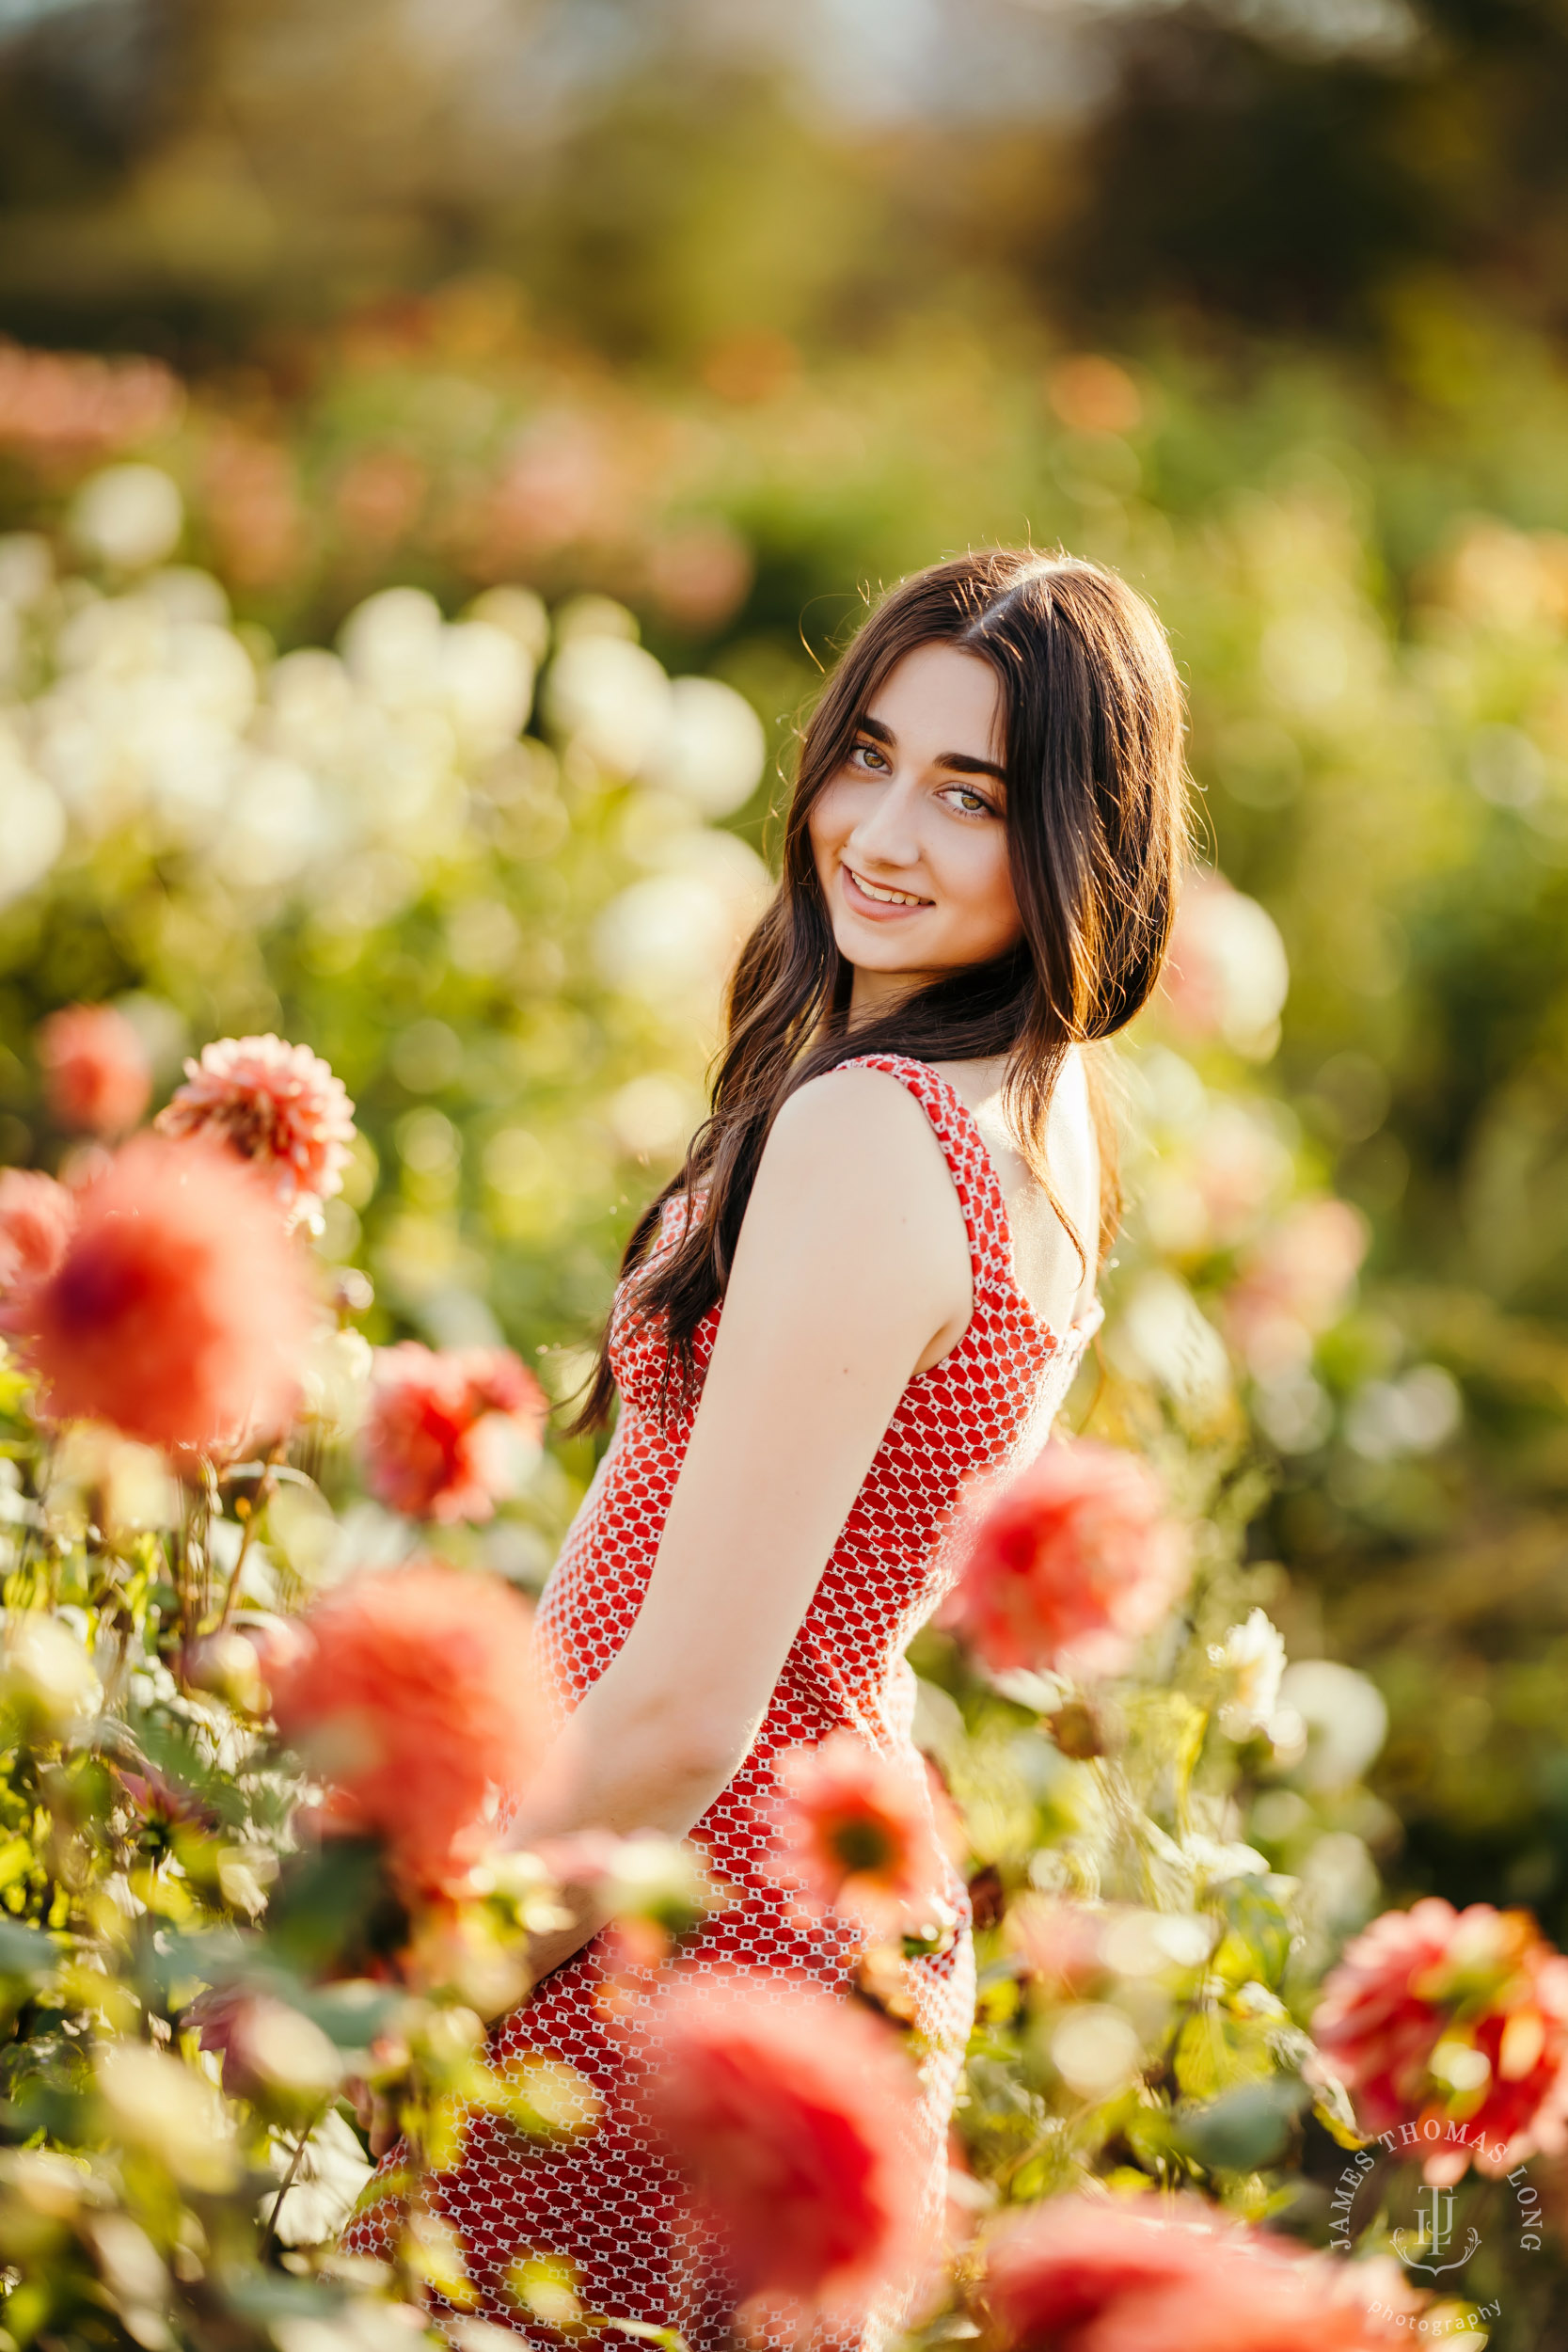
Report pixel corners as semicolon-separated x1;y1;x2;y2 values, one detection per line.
747;1064;969;1264
768;1061;945;1162
711;1063;974;1371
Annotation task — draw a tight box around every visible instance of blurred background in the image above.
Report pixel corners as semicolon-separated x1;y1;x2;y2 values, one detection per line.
4;0;1568;1979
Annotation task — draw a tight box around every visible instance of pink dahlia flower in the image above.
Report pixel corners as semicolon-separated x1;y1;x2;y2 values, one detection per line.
37;1003;152;1138
944;1440;1190;1679
0;1169;76;1296
1159;873;1290;1057
980;2196;1419;2352
771;1732;946;1938
1226;1198;1369;1377
156;1034;356;1221
640;1970;921;2320
1312;1897;1568;2184
981;2195;1233;2347
9;1136;313;1454
360;1342;547;1523
1005;1895;1109;1998
263;1561;542;1897
1090;2256;1423;2352
184;1983;341;2106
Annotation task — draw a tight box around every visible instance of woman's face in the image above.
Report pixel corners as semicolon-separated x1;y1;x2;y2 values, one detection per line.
808;641;1022;1019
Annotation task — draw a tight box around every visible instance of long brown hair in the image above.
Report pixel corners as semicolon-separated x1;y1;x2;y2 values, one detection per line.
572;548;1190;1430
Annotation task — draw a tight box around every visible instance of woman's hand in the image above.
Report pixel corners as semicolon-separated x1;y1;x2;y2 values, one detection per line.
345;2074;398;2159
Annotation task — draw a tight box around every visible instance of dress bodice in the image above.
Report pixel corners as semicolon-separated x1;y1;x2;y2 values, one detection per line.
534;1050;1101;1754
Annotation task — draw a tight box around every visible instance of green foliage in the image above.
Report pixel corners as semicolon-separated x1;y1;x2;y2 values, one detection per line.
5;295;1568;2335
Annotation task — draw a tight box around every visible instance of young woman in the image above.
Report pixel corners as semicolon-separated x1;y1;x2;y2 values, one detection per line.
344;549;1189;2341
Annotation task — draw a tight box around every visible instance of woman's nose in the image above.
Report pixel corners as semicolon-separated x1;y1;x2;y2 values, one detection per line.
847;778;920;868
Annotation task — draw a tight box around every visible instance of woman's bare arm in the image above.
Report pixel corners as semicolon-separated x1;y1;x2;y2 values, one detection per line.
503;1066;974;1982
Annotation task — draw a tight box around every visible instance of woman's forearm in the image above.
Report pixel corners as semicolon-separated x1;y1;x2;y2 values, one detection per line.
510;1666;757;1851
494;1670;758;2005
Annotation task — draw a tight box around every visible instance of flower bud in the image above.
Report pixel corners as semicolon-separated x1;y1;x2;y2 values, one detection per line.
185;1630;266;1716
298;1326;373;1439
1046;1699;1121;1760
2;1611;102;1730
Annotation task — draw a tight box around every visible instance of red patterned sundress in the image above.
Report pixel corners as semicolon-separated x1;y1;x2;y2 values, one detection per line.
343;1054;1101;2344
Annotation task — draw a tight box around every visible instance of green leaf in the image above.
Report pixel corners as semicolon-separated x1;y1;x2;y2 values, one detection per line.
1308;2066;1367;2150
0;1918;58;1981
1211;1878;1293;1992
1174;2076;1308;2173
222;2272;347;2323
1172;2006;1277;2101
262;1838;408;1974
1122;1691;1209;1820
293;1977;411;2055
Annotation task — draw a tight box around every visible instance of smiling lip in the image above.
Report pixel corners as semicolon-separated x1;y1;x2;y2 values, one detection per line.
840;863;934;920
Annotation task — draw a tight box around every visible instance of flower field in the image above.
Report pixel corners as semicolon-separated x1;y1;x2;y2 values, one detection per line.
1;294;1568;2349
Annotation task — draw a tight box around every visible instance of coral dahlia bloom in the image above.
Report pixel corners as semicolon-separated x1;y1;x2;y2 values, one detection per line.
264;1562;543;1896
156;1033;356;1222
37;1003;151;1137
772;1732;947;1937
1225;1198;1369;1377
1005;1895;1108;1998
9;1136;313;1454
980;2195;1233;2348
0;1169;75;1296
1159;873;1290;1057
360;1342;547;1523
1085;2249;1422;2352
185;1983;341;2105
640;1971;921;2319
944;1440;1190;1679
980;2196;1419;2352
1312;1897;1568;2183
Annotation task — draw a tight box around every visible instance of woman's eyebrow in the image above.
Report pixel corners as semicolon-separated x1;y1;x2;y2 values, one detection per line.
859;713;1006;784
936;750;1007;784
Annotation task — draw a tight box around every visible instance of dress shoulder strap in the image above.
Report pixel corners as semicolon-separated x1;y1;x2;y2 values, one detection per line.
834;1052;1016;1294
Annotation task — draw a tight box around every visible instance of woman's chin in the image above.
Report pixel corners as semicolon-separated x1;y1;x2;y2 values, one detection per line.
835;929;931;977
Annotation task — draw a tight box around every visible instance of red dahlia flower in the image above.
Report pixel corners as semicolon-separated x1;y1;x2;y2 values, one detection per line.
980;2195;1231;2347
772;1732;947;1938
37;1003;151;1137
944;1440;1190;1680
263;1561;542;1897
1312;1897;1568;2184
360;1342;547;1523
0;1169;75;1296
156;1033;356;1222
980;2195;1420;2352
9;1136;313;1454
1091;2256;1422;2352
641;1971;921;2321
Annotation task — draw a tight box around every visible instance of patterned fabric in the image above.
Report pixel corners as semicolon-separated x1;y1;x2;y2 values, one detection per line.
341;1054;1101;2345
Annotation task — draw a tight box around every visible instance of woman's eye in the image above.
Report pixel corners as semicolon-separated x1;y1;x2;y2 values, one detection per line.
851;739;888;771
944;786;993;816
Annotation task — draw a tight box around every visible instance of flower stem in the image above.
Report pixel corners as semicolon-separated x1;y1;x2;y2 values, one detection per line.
262;2099;329;2251
214;1437;286;1636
